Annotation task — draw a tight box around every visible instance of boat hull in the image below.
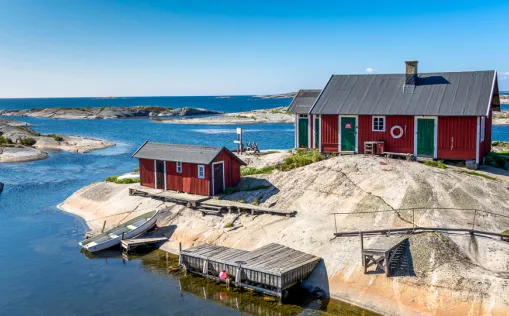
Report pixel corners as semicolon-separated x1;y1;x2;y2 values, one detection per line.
79;210;159;253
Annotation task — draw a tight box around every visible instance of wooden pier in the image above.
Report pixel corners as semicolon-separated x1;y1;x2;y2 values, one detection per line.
361;235;408;276
129;186;296;217
180;243;321;299
121;237;168;253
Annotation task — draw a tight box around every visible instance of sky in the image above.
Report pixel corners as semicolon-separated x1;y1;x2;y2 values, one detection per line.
0;0;508;97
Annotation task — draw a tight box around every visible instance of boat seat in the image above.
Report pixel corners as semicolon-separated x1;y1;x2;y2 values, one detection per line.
127;225;137;230
86;242;97;248
108;233;119;239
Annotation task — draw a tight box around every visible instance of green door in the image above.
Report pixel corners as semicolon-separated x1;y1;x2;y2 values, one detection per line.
417;119;435;156
341;117;356;151
298;117;308;148
314;117;320;148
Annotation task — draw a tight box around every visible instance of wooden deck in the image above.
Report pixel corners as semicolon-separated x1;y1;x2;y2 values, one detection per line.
180;243;321;298
129;185;296;217
121;237;168;253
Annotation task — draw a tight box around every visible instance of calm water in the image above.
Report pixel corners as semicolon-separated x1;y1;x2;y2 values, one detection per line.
0;96;375;316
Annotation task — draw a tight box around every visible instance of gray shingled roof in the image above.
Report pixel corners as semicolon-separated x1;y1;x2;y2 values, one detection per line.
288;89;321;114
132;141;246;165
310;71;496;116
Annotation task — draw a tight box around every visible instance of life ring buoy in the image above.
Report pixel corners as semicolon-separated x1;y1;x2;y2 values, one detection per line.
391;125;404;139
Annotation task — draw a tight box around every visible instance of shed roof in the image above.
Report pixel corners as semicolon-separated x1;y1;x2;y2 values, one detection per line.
287;89;321;114
310;70;497;116
132;141;246;165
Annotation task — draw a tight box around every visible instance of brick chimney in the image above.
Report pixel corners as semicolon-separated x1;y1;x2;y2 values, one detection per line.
405;60;418;86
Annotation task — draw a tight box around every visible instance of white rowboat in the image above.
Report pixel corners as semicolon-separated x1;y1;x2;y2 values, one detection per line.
79;210;159;253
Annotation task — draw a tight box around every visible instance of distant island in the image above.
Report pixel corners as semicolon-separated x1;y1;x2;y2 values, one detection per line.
0;106;222;120
252;92;297;99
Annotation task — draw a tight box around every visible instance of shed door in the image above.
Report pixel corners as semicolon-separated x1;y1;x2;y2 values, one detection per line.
155;160;165;189
341;117;356;151
314;117;320;148
298;117;308;148
213;163;224;195
417;119;435;156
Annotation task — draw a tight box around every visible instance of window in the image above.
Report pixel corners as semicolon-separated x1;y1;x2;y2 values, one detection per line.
481;117;485;141
372;116;385;132
198;165;205;179
176;162;182;173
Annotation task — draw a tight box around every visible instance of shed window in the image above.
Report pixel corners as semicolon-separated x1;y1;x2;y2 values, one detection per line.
198;165;205;179
481;117;485;141
176;162;182;173
372;116;385;132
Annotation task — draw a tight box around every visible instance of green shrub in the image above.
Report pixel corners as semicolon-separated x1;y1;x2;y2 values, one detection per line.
276;149;325;171
133;167;139;172
250;199;260;206
19;137;36;146
106;176;119;182
250;116;257;120
239;199;246;204
424;160;447;169
46;134;64;141
0;136;13;145
502;230;509;236
223;222;234;228
33;132;41;136
486;152;507;169
492;140;503;146
267;150;280;154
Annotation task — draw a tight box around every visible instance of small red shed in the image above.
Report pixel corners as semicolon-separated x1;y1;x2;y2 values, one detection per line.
290;61;501;166
132;142;246;196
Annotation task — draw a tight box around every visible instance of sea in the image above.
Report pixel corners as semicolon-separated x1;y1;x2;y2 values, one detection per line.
0;96;377;316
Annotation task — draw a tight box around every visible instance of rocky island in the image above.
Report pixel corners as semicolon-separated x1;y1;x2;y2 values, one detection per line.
60;150;509;315
157;106;293;124
0;118;115;162
0;106;223;120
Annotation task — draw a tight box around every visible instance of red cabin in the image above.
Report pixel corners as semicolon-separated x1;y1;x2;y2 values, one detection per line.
290;61;501;167
133;142;246;196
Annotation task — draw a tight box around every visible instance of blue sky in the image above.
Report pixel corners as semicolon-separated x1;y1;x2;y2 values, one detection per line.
0;0;508;97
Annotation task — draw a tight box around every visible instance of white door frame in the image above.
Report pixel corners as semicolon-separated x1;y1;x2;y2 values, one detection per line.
308;114;312;149
211;161;225;195
315;115;322;150
338;115;358;153
414;116;438;159
153;159;167;190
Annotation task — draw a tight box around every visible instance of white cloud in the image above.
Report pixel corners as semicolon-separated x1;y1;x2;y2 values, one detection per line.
499;72;509;81
365;67;376;73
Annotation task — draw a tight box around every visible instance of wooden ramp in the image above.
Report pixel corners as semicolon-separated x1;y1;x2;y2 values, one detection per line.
180;243;321;298
362;235;408;277
121;237;168;253
129;185;296;217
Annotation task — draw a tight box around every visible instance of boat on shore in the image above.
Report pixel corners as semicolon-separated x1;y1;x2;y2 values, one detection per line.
79;210;159;253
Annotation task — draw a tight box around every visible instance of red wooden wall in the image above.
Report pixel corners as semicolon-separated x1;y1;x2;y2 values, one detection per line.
358;115;414;154
139;158;155;188
321;115;338;153
437;116;477;160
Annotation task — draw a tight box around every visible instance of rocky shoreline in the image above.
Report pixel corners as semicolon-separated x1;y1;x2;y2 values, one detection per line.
157;106;293;124
0;118;115;162
0;106;222;120
59;152;509;315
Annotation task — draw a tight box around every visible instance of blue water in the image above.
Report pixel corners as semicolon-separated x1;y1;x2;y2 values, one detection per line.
0;97;336;316
0;95;290;112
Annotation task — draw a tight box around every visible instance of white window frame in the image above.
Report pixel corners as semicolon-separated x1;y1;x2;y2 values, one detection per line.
481;117;485;141
372;116;386;132
197;165;205;179
176;161;182;173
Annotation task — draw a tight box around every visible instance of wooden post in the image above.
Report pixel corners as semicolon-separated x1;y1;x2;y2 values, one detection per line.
101;221;107;233
179;242;182;254
360;232;364;266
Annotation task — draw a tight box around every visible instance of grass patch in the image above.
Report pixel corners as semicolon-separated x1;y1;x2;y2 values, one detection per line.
238;199;246;204
133;167;139;172
250;116;257;120
502;230;509;236
241;165;276;176
267;150;280;154
106;175;140;184
250;199;260;206
19;137;36;146
223;222;234;228
462;171;496;180
492;140;503;146
486;152;507;169
424;160;447;169
241;149;325;176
